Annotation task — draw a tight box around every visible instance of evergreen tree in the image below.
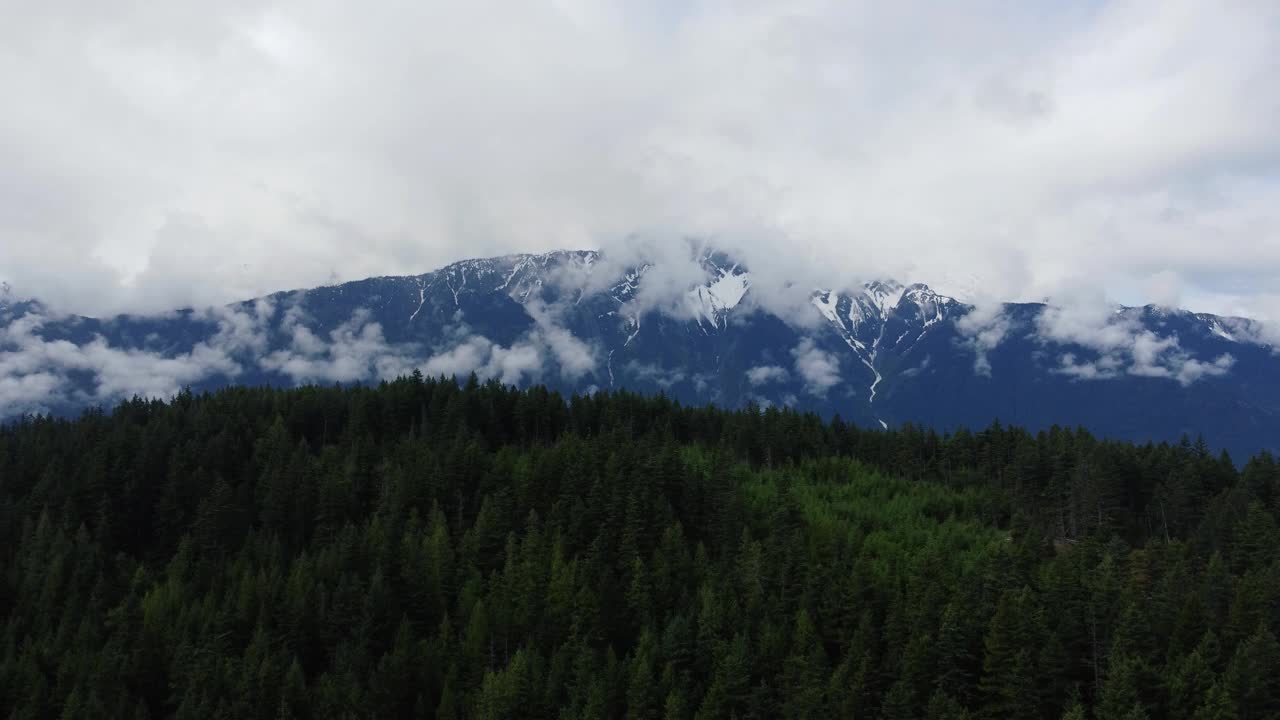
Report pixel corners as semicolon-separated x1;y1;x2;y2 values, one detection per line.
0;378;1274;717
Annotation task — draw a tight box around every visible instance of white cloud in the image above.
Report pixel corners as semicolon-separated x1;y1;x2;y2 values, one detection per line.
791;338;840;396
277;300;328;356
624;361;686;390
1055;352;1122;381
419;329;546;387
1128;331;1179;379
0;308;248;415
524;299;598;380
1175;353;1235;385
955;301;1011;376
261;308;418;383
1;1;1277;329
197;298;277;354
87;340;240;399
422;335;496;380
0;372;63;417
0;281;604;417
1143;270;1184;309
745;365;789;386
418;301;597;386
485;342;545;386
1035;293;1134;350
577;237;713;321
1037;299;1235;386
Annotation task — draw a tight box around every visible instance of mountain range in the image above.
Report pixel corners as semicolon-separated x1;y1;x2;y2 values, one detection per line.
2;248;1277;459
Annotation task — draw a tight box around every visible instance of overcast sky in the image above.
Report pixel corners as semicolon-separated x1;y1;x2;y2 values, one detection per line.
2;0;1278;320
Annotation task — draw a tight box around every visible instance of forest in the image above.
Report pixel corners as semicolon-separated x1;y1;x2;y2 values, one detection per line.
1;373;1278;719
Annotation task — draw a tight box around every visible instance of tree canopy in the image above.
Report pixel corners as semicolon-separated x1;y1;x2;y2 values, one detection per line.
1;374;1278;718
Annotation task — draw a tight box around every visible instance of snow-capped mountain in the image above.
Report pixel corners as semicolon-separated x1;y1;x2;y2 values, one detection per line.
3;249;1279;459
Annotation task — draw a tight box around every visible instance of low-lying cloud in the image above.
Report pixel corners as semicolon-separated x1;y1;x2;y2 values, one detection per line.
791;338;841;397
423;334;544;386
263;308;419;383
0;286;605;418
0;306;255;416
525;300;597;381
951;288;1243;386
622;361;680;390
955;302;1012;376
745;365;790;386
1036;301;1235;386
419;304;598;387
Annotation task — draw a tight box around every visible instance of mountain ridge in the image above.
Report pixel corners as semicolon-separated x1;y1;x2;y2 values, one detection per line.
2;248;1277;458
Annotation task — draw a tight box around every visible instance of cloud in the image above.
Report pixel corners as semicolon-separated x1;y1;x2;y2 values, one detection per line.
256;292;594;388
1215;315;1280;348
900;355;931;378
262;308;419;383
955;302;1012;376
949;284;1240;385
486;343;545;385
575;237;712;322
1055;352;1123;381
1037;298;1235;385
0;308;248;415
197;298;277;354
0;277;605;417
87;341;240;399
2;1;1277;331
547;234;838;334
524;299;598;380
420;331;546;386
422;335;495;380
418;300;597;386
1143;270;1184;309
276;300;328;356
0;372;63;417
1175;353;1235;385
791;338;840;396
624;361;685;390
1127;331;1180;378
745;365;790;386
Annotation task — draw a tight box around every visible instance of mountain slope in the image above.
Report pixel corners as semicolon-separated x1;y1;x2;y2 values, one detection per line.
2;249;1277;458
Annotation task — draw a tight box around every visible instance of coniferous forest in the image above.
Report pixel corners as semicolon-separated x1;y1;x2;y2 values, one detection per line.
2;374;1279;719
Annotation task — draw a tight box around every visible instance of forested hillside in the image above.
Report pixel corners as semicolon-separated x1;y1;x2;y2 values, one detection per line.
1;374;1278;718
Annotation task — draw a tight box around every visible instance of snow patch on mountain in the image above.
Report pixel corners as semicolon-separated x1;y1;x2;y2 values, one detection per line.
807;280;960;414
864;280;907;319
1209;320;1236;342
812;291;840;327
686;267;749;328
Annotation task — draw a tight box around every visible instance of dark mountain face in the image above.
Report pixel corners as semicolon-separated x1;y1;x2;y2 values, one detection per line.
3;249;1277;458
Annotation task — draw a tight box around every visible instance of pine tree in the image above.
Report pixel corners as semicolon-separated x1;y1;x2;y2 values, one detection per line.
980;590;1037;720
1167;633;1219;720
1192;682;1238;720
1098;653;1148;720
781;609;828;718
1223;623;1280;718
925;688;971;720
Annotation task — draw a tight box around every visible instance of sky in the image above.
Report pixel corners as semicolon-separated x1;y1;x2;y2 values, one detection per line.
2;0;1279;322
